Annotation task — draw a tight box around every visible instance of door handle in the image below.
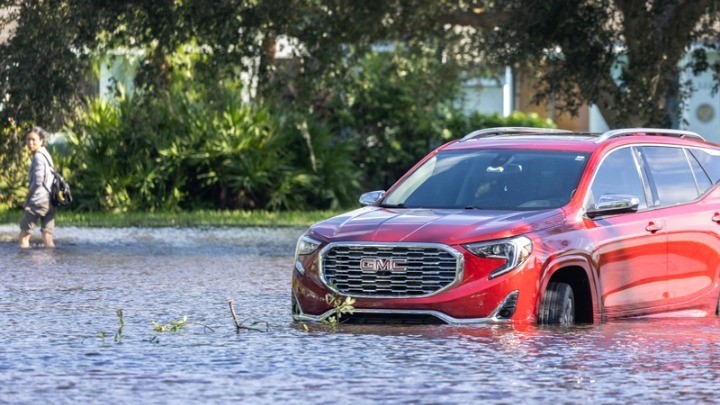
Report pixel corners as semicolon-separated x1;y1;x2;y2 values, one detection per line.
645;222;663;233
712;213;720;223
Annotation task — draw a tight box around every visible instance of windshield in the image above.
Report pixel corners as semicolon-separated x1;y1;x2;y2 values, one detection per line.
382;149;590;210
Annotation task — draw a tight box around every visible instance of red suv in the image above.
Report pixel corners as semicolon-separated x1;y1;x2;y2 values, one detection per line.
292;127;720;325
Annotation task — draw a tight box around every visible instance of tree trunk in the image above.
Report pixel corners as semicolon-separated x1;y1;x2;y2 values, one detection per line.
256;36;276;100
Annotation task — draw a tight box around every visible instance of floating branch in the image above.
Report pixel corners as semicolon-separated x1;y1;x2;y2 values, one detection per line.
228;299;269;332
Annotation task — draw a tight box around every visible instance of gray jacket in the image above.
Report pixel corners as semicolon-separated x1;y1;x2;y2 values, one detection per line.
27;147;54;210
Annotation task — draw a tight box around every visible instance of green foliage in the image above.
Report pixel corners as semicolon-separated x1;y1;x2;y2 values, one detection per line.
486;1;720;127
114;309;125;343
0;1;465;125
182;97;287;210
153;316;189;333
3;1;720;135
0;120;30;207
4;38;556;213
59;45;553;211
272;114;361;210
332;48;464;189
63;77;359;211
447;111;556;138
64;93;185;211
330;49;554;190
0;1;125;127
4;3;574;211
0;2;534;212
322;294;356;332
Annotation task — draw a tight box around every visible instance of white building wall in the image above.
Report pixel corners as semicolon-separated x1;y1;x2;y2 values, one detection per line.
99;56;137;100
458;67;513;117
680;49;720;142
589;105;609;133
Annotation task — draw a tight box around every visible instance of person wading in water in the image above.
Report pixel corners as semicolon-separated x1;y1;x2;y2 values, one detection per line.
19;127;56;249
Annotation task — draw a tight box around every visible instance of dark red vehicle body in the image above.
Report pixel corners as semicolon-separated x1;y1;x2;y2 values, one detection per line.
292;129;720;324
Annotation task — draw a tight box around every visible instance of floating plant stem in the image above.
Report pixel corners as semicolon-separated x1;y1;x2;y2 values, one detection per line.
228;299;269;332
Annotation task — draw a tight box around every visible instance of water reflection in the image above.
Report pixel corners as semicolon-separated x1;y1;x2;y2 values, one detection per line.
0;227;719;402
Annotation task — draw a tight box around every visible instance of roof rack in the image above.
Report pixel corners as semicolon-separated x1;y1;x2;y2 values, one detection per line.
595;128;705;143
460;127;573;141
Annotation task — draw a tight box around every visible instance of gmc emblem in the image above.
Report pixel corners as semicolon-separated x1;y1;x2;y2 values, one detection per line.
359;257;407;272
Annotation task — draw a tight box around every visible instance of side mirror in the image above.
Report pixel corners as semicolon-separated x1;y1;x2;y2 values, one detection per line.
359;190;385;206
586;194;640;219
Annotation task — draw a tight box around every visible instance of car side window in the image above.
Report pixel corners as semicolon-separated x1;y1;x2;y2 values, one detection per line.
689;149;720;184
641;146;698;206
686;150;713;194
589;148;648;209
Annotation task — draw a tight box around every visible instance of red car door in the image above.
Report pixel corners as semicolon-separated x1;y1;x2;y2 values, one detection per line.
641;146;720;313
584;147;669;316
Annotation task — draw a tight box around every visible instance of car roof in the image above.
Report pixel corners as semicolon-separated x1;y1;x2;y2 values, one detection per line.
442;127;712;154
444;134;600;153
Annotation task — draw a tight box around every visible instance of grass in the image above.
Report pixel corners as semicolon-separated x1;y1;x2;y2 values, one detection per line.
0;206;346;228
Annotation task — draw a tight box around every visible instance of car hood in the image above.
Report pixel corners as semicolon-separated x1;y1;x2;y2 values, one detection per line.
309;206;565;244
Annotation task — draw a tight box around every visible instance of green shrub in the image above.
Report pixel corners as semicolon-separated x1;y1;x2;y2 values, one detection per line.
447;111;556;138
185;97;289;209
330;48;556;192
0;120;78;210
0;120;31;207
63;82;359;211
271;113;360;210
57;40;362;212
332;48;463;190
64;92;188;211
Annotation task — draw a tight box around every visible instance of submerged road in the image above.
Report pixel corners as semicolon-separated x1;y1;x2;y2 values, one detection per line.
0;226;719;403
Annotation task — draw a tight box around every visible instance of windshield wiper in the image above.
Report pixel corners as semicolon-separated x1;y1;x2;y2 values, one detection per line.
464;205;484;210
379;203;406;208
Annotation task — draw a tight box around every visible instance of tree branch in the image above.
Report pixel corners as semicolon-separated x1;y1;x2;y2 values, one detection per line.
592;70;627;127
440;9;507;30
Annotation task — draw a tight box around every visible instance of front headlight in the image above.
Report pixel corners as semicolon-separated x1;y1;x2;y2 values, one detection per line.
294;234;321;274
463;235;533;279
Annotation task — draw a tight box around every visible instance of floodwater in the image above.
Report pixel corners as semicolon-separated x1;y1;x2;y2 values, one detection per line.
1;225;719;403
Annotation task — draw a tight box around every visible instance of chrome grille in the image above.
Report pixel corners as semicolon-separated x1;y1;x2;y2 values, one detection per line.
320;243;462;298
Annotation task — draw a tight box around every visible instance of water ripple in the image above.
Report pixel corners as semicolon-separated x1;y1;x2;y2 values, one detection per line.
1;228;719;403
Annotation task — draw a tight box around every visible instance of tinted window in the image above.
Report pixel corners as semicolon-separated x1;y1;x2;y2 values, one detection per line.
642;146;698;206
689;149;720;184
687;150;713;194
590;148;647;209
383;149;590;210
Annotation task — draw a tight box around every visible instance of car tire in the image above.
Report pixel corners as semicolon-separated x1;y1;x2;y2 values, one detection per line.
539;282;575;326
